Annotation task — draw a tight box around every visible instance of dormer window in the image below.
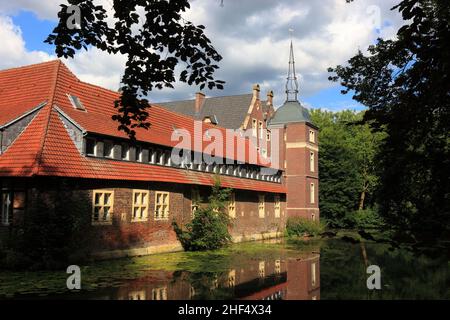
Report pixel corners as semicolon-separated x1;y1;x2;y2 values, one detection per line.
121;144;129;160
252;119;257;136
85;138;96;156
104;140;114;158
67;94;85;111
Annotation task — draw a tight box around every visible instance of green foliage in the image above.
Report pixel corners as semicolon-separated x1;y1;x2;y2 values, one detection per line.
344;207;385;230
173;179;233;251
310;109;385;228
285;217;326;237
46;0;224;138
1;180;92;270
329;0;450;243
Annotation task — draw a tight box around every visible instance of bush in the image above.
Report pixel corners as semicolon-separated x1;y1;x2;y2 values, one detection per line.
285;217;326;237
173;179;233;251
344;207;385;230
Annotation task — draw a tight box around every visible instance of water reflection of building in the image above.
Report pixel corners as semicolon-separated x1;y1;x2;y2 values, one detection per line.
104;253;320;300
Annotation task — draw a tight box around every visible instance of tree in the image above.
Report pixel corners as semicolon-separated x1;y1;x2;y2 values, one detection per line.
329;0;450;242
46;0;224;138
310;109;384;228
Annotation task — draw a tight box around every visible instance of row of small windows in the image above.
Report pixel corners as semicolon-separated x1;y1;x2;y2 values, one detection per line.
92;190;170;224
92;189;283;224
85;137;282;183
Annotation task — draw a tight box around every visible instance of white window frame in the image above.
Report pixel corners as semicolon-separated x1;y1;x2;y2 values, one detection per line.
309;130;315;143
152;287;167;300
258;194;265;218
92;190;114;225
310;183;315;204
274;195;281;218
310;151;315;172
252;118;257;137
154;191;170;220
311;262;317;286
1;190;12;226
191;188;200;216
132;190;149;222
103;140;114;158
228;192;236;218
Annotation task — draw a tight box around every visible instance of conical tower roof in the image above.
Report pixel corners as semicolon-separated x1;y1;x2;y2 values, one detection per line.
269;38;313;126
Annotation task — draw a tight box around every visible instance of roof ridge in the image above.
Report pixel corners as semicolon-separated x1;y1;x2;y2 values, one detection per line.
33;60;62;175
157;93;253;104
0;59;60;74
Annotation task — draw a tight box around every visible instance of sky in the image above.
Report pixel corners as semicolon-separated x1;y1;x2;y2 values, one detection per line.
0;0;404;111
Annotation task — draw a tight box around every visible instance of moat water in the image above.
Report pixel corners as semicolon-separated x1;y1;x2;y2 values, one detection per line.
0;238;448;300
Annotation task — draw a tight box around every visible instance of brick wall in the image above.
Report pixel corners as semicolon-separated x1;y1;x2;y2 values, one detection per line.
3;177;286;254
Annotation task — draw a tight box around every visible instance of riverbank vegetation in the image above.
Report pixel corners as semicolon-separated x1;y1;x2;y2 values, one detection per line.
285;217;326;238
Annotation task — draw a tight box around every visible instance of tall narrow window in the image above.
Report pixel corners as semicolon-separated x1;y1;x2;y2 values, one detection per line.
85;138;96;156
121;144;129;160
128;290;146;300
258;194;265;218
135;146;142;162
309;130;315;143
310;183;315;204
266;130;271;142
311;262;317;286
103;140;114;158
274;195;281;218
152;287;167;300
155;192;169;220
92;190;114;224
228;269;236;288
275;260;281;274
228;193;236;218
310;151;315;172
191;188;200;216
1;190;12;226
252;119;257;136
258;121;263;139
132;190;149;222
259;261;265;278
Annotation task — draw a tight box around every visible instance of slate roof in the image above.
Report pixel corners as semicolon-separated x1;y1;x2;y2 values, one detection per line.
0;60;285;193
158;94;255;129
269;100;313;126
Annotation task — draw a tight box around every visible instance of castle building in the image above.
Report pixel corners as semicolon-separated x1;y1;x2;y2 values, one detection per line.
0;42;318;259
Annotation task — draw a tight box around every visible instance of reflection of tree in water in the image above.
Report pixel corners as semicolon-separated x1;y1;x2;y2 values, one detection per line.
319;240;450;300
173;270;235;300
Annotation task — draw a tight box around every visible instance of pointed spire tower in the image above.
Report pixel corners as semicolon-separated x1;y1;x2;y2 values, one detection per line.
269;33;312;126
286;38;299;102
268;31;319;222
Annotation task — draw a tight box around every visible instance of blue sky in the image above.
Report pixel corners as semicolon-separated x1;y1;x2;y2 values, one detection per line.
0;0;403;111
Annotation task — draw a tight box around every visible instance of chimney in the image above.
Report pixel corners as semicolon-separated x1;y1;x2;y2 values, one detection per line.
195;92;205;114
267;90;274;106
252;84;260;100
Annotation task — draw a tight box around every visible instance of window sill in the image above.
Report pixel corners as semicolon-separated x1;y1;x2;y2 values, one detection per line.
131;219;148;223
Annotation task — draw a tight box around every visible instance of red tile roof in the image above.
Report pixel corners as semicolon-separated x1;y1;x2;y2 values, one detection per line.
0;60;285;193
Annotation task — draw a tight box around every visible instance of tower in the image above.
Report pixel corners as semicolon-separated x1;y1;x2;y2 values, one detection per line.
268;38;319;221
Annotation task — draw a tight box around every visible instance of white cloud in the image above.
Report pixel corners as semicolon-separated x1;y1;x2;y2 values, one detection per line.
0;15;53;69
62;48;126;91
0;0;61;20
0;0;406;109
